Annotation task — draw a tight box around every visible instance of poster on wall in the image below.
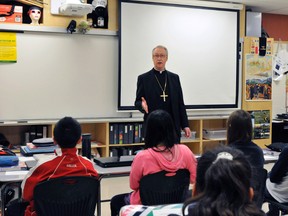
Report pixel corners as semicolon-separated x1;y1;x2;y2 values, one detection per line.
0;32;17;63
245;54;272;101
248;110;270;139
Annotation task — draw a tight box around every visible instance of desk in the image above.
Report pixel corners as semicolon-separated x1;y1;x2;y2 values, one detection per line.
94;164;131;216
0;154;131;216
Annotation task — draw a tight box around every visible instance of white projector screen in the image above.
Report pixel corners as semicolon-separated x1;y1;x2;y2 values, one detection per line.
118;0;240;110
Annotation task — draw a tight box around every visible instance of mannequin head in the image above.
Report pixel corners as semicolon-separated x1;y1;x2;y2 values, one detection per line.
28;6;41;25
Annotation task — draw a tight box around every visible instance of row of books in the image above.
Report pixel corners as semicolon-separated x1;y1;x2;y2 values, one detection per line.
109;123;144;144
23;125;48;144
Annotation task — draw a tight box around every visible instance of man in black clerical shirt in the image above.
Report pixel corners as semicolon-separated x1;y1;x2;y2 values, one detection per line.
135;45;191;143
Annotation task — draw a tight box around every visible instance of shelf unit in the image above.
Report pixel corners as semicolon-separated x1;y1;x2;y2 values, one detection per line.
0;116;229;157
1;113;274;157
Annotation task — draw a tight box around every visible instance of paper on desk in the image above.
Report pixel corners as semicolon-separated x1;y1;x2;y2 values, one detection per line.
18;156;35;162
152;209;182;215
264;155;279;160
5;170;29;175
33;154;56;162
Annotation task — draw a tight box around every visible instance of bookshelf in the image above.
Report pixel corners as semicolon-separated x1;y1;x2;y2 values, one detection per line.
0;117;230;157
1;112;275;157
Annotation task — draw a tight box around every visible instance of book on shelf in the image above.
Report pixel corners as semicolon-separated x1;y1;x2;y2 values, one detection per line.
29;125;37;142
118;124;129;144
123;124;129;144
128;123;134;144
118;124;124;144
134;123;141;143
109;123;119;144
36;125;48;139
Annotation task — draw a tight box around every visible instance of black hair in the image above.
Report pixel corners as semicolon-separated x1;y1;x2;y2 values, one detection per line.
227;109;253;144
53;116;81;148
144;109;176;150
0;133;10;147
28;6;41;12
182;146;265;216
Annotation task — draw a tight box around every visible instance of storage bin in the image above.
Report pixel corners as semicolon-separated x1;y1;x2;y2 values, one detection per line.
181;131;196;140
203;128;226;140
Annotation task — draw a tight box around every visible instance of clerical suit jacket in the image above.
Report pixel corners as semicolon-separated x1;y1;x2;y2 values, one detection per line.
135;69;189;138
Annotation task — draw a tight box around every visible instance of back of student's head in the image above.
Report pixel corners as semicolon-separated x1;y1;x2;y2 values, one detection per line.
53;116;81;148
0;133;10;147
227;109;252;144
144;109;176;149
183;146;264;216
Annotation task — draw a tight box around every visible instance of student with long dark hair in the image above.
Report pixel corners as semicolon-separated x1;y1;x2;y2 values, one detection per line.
110;109;197;216
182;146;265;216
227;109;265;207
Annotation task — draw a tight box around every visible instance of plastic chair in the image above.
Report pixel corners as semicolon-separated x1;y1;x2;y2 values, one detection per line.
139;169;190;205
264;198;288;216
34;176;99;216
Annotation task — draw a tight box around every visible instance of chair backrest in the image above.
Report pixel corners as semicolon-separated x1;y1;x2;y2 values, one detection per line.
251;167;268;208
139;169;190;205
34;176;99;216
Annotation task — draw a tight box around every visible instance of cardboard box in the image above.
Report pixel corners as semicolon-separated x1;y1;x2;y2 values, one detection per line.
0;5;23;23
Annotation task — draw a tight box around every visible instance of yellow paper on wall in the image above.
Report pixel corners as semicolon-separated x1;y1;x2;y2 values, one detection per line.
0;32;17;63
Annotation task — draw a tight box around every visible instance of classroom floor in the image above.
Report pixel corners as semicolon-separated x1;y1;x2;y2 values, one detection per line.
100;163;275;216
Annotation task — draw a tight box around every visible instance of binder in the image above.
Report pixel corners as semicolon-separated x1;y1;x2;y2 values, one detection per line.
114;124;119;144
29;126;37;142
118;124;124;144
128;123;134;144
123;124;129;144
109;124;119;144
36;125;44;139
134;123;140;143
109;124;114;144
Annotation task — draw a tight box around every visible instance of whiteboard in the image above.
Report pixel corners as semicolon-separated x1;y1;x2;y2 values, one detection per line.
0;31;129;121
119;0;240;110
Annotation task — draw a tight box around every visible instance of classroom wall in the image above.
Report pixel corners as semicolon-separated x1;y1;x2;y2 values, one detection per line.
262;13;288;41
262;13;288;117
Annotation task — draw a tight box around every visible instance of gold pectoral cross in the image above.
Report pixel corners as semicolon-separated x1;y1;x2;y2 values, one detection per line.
160;91;168;102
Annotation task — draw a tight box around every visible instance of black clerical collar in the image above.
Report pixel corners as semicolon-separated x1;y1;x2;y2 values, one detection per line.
153;68;166;75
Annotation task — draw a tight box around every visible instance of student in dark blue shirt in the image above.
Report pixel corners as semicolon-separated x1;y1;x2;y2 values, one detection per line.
227;109;265;207
265;146;288;216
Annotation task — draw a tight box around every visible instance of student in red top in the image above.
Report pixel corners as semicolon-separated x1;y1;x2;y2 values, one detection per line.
21;116;98;216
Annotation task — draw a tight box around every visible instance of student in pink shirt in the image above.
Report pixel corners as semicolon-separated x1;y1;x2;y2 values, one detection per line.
110;109;197;216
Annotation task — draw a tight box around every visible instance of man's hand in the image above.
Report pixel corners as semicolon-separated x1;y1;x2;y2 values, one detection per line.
141;97;149;113
183;127;191;138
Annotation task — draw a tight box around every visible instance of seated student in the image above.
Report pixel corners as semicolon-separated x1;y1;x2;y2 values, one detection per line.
20;116;98;216
110;109;197;216
0;133;11;148
227;109;265;207
182;146;265;216
265;146;288;216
